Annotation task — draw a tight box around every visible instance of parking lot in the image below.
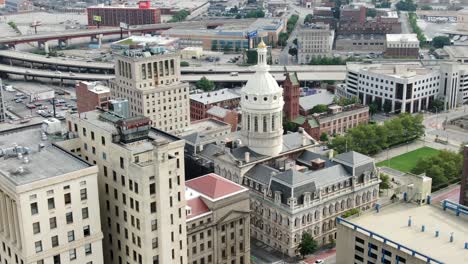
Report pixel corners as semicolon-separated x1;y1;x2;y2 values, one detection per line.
2;79;77;122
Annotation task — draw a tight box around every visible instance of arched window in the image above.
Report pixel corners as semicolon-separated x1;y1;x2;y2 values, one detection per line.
247;115;251;131
254;116;258;132
263;116;267;132
271;114;275;130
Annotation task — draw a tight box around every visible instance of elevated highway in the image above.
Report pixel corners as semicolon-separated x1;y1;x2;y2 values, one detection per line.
0;19;249;46
0;64;114;81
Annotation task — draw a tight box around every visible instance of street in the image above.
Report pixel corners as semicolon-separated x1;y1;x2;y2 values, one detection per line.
400;11;411;34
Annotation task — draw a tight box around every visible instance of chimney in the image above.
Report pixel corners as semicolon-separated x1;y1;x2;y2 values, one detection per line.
311;158;325;170
245;152;250;163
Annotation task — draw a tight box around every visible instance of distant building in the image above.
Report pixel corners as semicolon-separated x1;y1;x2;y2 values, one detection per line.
206;106;239;131
181;47;204;60
162;18;288;50
340;5;366;24
190;88;241;121
297;23;334;64
385;34;419;58
282;72;300;121
109;48;190;133
0;126;104;264
441;45;468;63
185;173;251;264
335;34;386;52
110;35;178;50
87;2;161;27
336;201;465;264
4;0;33;12
461;145;468;206
76;81;111;113
293;104;369;140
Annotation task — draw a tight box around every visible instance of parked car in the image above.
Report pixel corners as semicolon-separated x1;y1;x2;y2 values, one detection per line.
26;104;36;109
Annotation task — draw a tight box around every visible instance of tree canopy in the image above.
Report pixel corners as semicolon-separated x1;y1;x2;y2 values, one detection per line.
333;96;360;106
420;5;433;10
246;49;258;65
180;61;189;67
320;132;329;142
328;113;425;155
278;32;289;47
366;9;377;18
432;36;452;49
298;233;318;258
408;12;427;44
411;150;462;190
309;104;329;114
396;0;417;11
379;173;391;190
245;9;265;18
196;77;214;92
168;10;190;22
304;14;314;24
287;15;299;34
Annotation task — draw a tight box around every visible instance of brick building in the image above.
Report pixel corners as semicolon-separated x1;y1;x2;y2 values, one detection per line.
206;106;239;132
385;34;420;58
460;145;468;206
87;2;161;27
76;81;111;113
293;104;369;140
190;88;241;120
283;72;300;121
340;5;366;24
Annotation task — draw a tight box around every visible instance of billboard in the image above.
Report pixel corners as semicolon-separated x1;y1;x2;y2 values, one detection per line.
120;22;129;29
138;1;151;9
93;15;102;22
246;30;258;39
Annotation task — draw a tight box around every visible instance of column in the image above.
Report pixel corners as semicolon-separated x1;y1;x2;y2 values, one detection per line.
410;100;414;113
12;201;21;248
426;97;430;109
418;99;422;112
0;191;4;233
5;196;12;239
401;84;407;113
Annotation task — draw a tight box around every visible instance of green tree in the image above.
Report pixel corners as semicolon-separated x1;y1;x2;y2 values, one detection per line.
278;32;289;47
196;76;214;92
320;132;329;142
376;1;391;8
246;49;258;65
283;121;298;133
304;14;314;24
396;0;417;11
379;173;391;190
420;5;433;10
366;9;377;18
383;100;392;113
298;233;318;259
180;61;189;67
368;102;380;115
288;47;297;57
168;10;191;22
432;36;452;49
409;12;427;44
309;104;329;114
429;99;445;112
246;9;265;18
287;15;299;34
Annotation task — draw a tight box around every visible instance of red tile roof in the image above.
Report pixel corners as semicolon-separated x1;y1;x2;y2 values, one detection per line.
186;173;245;200
186;197;210;220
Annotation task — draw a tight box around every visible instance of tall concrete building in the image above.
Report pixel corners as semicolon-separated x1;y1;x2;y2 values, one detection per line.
297;23;334;64
185;173;251;264
63;109;187;264
0;126;104;264
110;48;190;134
460;145;468;206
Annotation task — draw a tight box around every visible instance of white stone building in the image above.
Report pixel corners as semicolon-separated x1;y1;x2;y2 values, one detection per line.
110;48;190;134
0;126;104;264
297;23;334;64
187;41;379;258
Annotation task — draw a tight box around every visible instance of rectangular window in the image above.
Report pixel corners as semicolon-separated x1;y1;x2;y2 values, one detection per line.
33;222;41;234
120;157;125;169
82;207;89;219
84;225;90;237
51;235;59;247
64;193;71;205
31;202;38;215
69;249;76;261
80;188;88;201
85;243;92;255
50;217;57;229
35;241;42;253
68;231;75;242
48;198;55;210
66;212;73;224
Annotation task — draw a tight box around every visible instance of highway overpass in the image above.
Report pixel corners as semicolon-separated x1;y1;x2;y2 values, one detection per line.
0;64;114;82
0;19;250;46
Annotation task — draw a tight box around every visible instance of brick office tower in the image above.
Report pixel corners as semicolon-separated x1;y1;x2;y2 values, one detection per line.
283;72;300;121
460;145;468;206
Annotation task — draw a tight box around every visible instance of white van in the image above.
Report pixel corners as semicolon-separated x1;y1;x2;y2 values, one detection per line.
230;72;239;76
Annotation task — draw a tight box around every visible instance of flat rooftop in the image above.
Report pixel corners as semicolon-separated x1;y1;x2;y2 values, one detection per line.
190;88;240;105
347;203;468;263
0;127;90;186
179;118;230;137
386;33;419;43
347;62;434;78
80;81;110;94
336;34;385;40
444;45;468;58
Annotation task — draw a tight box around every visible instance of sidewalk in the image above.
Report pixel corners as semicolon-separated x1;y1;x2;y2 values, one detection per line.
302;248;336;264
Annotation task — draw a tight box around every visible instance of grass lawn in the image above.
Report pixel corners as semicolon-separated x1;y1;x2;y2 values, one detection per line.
376;147;440;173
